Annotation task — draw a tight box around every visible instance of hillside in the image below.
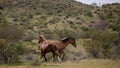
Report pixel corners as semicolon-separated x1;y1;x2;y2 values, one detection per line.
0;0;119;38
0;0;94;38
0;0;120;64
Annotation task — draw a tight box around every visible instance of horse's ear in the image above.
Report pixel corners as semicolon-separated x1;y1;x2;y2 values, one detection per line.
39;35;44;39
38;40;40;43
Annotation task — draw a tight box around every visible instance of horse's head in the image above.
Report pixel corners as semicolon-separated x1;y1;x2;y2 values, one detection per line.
69;37;77;48
61;37;77;48
38;35;45;43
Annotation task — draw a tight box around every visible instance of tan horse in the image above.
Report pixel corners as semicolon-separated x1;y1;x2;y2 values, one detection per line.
38;35;77;62
38;35;61;62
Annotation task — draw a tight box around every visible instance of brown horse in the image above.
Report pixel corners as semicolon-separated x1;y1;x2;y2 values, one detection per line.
38;35;77;62
38;35;61;62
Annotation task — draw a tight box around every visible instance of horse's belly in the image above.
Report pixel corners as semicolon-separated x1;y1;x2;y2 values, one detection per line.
55;44;64;50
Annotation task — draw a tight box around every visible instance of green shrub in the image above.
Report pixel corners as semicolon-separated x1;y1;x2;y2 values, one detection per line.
86;10;93;17
83;29;118;58
49;17;61;24
97;12;105;20
23;30;35;42
0;23;24;42
31;58;41;66
110;24;120;31
0;39;18;63
55;29;81;39
0;21;25;64
0;40;27;64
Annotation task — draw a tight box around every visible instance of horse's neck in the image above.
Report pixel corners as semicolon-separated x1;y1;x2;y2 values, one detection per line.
61;41;70;49
40;40;46;45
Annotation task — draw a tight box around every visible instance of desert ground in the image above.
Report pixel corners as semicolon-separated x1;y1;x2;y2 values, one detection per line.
0;59;120;68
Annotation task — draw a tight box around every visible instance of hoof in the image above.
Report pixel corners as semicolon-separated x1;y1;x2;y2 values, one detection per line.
58;61;62;63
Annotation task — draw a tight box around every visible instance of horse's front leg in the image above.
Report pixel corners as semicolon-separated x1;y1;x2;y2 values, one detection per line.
40;52;44;62
44;53;47;62
61;51;65;60
59;50;65;60
41;52;47;62
57;56;61;63
51;51;61;63
54;50;61;63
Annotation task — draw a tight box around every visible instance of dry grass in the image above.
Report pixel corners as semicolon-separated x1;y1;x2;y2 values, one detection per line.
0;59;120;68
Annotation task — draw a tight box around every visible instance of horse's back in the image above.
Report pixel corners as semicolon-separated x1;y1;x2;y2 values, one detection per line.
46;40;65;50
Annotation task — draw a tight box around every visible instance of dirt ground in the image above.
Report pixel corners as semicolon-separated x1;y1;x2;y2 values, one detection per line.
0;59;120;68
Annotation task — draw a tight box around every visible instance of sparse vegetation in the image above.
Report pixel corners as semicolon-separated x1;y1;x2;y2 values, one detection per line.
83;29;118;58
0;0;120;67
0;20;25;64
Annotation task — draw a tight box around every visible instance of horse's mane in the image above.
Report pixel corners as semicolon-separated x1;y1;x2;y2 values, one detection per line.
61;37;75;43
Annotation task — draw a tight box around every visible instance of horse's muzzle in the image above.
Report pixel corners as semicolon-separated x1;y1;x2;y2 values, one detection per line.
74;44;77;48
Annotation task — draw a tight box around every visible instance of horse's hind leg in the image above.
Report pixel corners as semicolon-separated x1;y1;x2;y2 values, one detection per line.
50;53;55;62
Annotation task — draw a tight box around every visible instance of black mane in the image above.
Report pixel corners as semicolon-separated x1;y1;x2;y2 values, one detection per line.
61;37;75;43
